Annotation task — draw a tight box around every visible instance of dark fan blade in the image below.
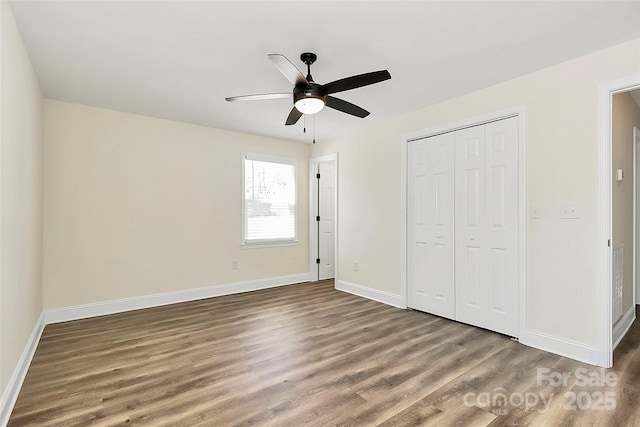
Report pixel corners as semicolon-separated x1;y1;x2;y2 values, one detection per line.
285;107;303;125
268;54;309;86
323;70;391;95
326;96;370;118
225;93;291;102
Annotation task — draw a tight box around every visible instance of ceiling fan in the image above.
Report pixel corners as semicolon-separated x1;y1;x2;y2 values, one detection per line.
225;52;391;126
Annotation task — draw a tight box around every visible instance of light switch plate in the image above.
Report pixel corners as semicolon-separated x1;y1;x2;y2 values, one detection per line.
530;204;541;219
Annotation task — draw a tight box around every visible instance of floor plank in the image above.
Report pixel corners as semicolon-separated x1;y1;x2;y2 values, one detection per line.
7;280;640;426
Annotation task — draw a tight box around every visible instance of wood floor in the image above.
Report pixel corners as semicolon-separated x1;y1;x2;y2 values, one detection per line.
7;280;640;426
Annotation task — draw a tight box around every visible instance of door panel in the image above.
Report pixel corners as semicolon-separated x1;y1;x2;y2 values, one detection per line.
318;161;335;280
490;165;506;227
490;248;507;313
455;117;518;336
484;117;518;336
432;242;450;300
465;168;481;227
465;246;481;306
408;132;455;319
454;125;485;321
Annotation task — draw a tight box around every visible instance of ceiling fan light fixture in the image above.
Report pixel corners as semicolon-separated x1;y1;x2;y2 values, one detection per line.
294;97;325;115
226;52;391;126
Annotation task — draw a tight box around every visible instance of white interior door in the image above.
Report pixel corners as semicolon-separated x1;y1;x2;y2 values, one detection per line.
455;117;519;336
318;161;335;280
453;124;485;326
407;132;455;319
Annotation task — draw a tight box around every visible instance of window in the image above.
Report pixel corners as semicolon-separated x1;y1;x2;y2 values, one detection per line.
242;153;297;246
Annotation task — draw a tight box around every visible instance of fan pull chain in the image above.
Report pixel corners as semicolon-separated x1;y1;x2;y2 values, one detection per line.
313;115;316;144
303;115;306;134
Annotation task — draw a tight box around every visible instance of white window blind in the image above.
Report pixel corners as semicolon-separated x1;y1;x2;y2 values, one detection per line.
243;153;297;246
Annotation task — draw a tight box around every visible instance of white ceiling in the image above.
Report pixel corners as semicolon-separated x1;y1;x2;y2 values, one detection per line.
9;1;640;144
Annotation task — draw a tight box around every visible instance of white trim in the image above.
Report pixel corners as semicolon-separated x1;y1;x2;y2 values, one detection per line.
517;109;528;343
635;127;640;305
613;305;636;350
309;153;338;164
399;130;408;308
597;73;640;368
44;273;310;324
309;153;338;282
335;280;403;309
0;313;45;426
402;107;523;142
241;240;299;249
400;106;527;333
519;329;608;367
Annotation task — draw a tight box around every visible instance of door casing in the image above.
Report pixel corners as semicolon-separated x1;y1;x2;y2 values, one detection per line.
635;126;640;306
309;153;338;282
598;74;640;367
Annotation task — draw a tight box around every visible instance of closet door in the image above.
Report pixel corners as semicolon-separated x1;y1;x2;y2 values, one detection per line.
455;117;519;336
407;132;455;319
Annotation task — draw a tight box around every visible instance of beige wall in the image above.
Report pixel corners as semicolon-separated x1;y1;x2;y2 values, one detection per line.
612;92;640;321
0;1;44;391
311;38;640;347
43;100;310;309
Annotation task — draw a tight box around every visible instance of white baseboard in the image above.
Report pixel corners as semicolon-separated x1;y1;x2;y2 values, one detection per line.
335;280;404;308
613;305;636;350
338;280;615;367
519;329;609;367
44;273;311;324
0;313;45;427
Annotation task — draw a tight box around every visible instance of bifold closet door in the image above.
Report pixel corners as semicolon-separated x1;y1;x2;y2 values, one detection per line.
407;132;455;319
454;117;519;337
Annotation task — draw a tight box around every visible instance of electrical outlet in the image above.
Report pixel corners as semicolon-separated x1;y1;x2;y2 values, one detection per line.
560;202;579;219
353;261;358;272
232;260;239;270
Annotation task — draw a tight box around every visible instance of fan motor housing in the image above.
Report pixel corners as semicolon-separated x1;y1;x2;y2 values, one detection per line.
293;82;326;105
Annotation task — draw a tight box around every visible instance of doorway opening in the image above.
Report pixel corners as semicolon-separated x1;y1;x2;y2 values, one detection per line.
610;89;640;352
597;74;640;367
309;154;338;282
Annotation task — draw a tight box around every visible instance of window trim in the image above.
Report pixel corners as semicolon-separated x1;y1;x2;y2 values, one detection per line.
241;152;298;248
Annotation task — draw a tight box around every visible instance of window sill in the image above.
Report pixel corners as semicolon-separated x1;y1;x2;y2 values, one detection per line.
241;240;299;249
